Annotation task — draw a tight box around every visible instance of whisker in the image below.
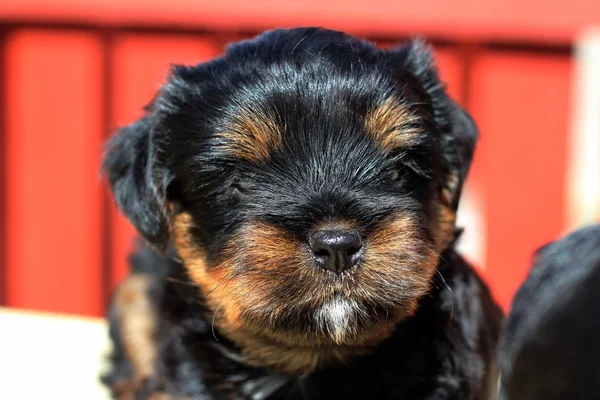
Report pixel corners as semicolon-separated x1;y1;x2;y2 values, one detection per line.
435;269;454;321
211;276;240;341
291;35;309;54
212;295;231;342
428;247;448;265
426;248;454;321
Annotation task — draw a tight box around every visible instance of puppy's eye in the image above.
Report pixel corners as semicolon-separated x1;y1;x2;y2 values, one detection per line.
389;168;409;185
227;183;248;202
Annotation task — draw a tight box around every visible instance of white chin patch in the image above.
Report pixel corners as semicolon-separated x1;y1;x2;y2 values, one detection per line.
314;296;356;342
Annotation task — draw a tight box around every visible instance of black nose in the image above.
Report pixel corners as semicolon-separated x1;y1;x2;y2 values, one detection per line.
310;230;363;273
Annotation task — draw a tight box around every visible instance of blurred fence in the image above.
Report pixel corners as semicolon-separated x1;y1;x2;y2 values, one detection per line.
1;0;598;316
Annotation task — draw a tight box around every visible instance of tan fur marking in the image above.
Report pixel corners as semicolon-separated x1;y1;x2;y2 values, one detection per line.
112;273;157;398
171;213;252;331
148;393;189;400
366;214;419;254
147;394;169;400
365;97;422;151
222;109;282;162
436;172;461;253
437;203;457;253
171;213;356;374
365;214;434;274
362;215;437;312
242;222;300;271
171;213;307;335
309;219;357;235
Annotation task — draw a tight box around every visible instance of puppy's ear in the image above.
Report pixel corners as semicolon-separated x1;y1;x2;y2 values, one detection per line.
402;39;478;209
103;115;172;251
438;101;478;209
391;39;478;251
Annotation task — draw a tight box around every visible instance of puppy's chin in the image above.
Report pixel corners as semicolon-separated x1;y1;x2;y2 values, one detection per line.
211;295;413;375
314;295;357;344
232;292;417;349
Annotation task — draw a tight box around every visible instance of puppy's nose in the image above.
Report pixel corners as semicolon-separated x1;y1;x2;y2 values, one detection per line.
310;230;362;273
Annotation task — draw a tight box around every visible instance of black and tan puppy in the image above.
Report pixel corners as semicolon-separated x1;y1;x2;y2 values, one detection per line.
498;224;600;400
102;27;503;399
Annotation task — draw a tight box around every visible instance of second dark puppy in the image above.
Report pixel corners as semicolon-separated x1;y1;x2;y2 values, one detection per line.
499;224;600;400
102;27;503;399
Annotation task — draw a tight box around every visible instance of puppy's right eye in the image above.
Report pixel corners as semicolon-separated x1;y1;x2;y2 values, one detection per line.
389;168;411;188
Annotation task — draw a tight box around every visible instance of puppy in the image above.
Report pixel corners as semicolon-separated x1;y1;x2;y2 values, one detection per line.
102;27;503;399
498;224;600;400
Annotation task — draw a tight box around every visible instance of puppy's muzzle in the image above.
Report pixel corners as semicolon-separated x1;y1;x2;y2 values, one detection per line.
310;229;363;273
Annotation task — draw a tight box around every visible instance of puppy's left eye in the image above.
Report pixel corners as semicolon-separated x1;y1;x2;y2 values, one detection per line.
227;182;249;202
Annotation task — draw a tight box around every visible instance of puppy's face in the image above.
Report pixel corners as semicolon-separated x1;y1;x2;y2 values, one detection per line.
105;28;477;358
170;90;437;347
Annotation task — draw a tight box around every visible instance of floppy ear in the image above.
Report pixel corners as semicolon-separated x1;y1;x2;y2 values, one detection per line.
439;101;478;209
395;39;478;251
401;39;479;210
103;115;172;251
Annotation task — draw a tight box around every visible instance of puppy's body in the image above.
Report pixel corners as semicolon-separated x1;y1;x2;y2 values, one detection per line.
105;243;501;399
499;224;600;400
102;27;502;399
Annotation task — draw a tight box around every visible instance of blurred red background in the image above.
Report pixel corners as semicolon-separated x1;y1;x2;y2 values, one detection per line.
1;0;598;317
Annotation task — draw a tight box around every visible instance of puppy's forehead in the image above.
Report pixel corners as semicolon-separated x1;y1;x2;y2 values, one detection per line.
215;71;424;163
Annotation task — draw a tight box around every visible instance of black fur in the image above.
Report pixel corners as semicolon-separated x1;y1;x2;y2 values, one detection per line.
499;224;600;400
103;27;502;399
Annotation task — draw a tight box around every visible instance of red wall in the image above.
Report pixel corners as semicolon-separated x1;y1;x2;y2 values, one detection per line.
0;0;586;315
5;31;105;314
108;34;222;291
469;52;572;307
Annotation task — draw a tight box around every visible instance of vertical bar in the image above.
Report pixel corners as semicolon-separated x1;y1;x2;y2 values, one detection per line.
0;29;7;306
434;47;488;271
469;51;572;309
108;34;221;290
100;30;114;312
435;47;465;105
5;29;104;315
565;29;600;229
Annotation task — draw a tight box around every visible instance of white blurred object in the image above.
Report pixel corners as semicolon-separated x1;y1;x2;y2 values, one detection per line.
456;186;486;269
566;28;600;230
0;307;111;399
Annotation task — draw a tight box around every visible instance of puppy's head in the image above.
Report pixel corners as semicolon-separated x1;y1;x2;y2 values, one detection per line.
104;28;477;372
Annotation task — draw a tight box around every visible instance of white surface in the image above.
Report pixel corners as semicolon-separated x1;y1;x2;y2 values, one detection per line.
566;28;600;230
0;307;112;399
456;186;486;269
